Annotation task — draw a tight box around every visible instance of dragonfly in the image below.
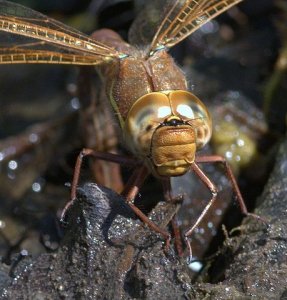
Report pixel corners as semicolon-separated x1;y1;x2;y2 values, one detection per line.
0;0;260;258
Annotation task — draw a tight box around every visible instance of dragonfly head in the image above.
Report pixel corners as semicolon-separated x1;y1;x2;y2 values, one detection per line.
124;90;212;177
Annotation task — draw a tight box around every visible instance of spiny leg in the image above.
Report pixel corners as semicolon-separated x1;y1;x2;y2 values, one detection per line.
195;155;265;222
61;148;138;220
123;166;171;249
184;163;218;261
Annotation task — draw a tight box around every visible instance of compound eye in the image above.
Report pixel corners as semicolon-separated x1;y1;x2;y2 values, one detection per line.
176;103;195;119
157;106;172;119
169;90;211;122
124;92;172;154
169;90;212;148
125;92;171;133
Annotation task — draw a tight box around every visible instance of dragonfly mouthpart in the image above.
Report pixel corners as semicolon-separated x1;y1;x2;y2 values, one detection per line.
162;116;185;127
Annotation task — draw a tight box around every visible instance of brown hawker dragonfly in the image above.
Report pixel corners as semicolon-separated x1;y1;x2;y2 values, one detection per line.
0;0;259;257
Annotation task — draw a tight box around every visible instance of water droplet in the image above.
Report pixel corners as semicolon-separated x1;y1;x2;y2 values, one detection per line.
188;260;203;272
32;182;42;193
20;249;28;256
29;133;39;143
225;151;233;159
58;285;64;291
70;97;80;110
8;160;18;170
207;222;214;228
237;138;245;147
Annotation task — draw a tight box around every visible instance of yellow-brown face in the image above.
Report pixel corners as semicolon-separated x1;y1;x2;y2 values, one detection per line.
150;120;196;176
124;90;212;177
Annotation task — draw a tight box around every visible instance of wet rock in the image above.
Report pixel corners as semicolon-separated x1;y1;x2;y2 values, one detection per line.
0;183;191;299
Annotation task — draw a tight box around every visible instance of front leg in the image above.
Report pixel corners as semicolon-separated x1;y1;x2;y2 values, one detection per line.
61;148;138;220
63;150;171;249
184;163;218;261
161;178;184;255
122;166;171;250
195;154;263;220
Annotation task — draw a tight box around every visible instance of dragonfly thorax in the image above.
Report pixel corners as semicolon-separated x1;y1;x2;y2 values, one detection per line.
124;90;212;177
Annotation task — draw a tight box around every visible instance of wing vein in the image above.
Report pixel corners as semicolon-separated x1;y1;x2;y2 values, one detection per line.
150;0;243;51
0;1;126;65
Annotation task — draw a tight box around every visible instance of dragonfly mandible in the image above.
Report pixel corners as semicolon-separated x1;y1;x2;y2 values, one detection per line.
0;0;259;258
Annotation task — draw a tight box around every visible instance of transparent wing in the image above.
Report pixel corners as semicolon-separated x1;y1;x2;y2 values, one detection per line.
0;44;114;65
149;0;243;52
0;0;125;65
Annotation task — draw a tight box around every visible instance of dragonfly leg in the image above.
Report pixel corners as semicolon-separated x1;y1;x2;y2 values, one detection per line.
184;163;218;261
170;218;184;256
122;165;171;250
195;155;266;222
161;178;184;255
62;149;171;249
61;148;138;220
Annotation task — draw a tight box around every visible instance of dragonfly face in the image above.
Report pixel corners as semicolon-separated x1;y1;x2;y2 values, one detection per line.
0;0;243;176
124;90;212;177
